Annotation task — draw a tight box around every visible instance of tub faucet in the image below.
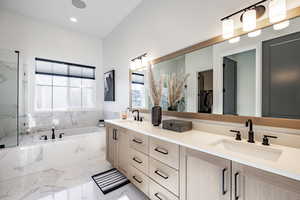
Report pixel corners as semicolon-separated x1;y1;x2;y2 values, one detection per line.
245;119;255;143
51;128;56;140
132;109;140;121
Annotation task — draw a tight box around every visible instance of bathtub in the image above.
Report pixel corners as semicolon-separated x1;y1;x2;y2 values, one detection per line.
0;126;106;182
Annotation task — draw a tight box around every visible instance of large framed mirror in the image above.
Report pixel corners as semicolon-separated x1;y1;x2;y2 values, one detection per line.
130;6;300;129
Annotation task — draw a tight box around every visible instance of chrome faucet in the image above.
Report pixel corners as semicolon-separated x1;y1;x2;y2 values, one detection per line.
245;119;255;143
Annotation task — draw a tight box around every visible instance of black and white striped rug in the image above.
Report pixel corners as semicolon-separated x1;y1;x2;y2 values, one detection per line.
92;168;130;194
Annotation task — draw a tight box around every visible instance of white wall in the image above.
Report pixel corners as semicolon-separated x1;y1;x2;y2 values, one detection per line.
0;10;104;115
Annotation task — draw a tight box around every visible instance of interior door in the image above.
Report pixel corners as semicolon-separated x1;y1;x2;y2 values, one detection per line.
223;57;237;115
262;31;300;119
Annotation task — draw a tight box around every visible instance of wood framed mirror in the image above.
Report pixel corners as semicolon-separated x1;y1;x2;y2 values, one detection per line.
129;6;300;130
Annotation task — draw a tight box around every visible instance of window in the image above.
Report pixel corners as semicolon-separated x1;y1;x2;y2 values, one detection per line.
131;72;145;108
35;58;96;111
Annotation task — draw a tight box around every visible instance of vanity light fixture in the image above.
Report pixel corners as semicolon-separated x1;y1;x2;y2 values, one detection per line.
229;37;240;44
248;29;262;37
243;9;257;32
273;20;290;30
269;0;287;23
222;18;234;39
130;53;148;71
221;0;267;41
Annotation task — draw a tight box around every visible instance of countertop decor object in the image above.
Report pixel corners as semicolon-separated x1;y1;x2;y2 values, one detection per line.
148;64;163;126
167;73;189;111
162;119;192;132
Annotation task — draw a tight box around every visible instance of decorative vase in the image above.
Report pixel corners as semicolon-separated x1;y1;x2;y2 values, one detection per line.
151;106;162;126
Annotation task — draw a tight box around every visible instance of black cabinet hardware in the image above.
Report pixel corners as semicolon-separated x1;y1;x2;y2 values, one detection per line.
234;172;240;200
133;176;143;183
154;170;169;179
132;138;143;144
222;168;228;195
132;157;143;164
154;193;163;200
154;147;168;155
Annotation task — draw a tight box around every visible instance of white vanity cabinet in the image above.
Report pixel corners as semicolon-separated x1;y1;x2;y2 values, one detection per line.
232;162;300;200
180;147;231;200
106;122;300;200
106;125;130;176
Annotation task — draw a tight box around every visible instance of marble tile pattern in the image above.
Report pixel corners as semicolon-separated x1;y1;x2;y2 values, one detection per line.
0;127;149;200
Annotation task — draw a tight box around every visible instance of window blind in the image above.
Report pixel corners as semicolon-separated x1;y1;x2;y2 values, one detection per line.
35;58;95;80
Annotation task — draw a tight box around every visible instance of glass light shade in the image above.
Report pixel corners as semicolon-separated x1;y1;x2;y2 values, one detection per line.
229;37;240;44
273;20;289;30
248;29;261;37
141;56;148;66
222;19;234;39
130;61;136;70
269;0;287;23
134;59;142;69
243;9;257;32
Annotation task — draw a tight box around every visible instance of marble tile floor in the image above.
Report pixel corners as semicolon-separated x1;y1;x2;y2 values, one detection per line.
0;158;149;200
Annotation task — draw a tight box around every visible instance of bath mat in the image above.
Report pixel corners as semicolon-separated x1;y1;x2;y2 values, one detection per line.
92;168;130;194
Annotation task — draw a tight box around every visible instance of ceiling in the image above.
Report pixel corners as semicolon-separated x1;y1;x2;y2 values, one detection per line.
0;0;143;38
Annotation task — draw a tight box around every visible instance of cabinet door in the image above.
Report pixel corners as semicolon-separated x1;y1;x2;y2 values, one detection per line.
232;162;300;200
116;128;130;176
106;126;116;166
180;147;231;200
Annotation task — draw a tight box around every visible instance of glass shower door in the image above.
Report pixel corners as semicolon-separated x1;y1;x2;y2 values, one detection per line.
0;49;19;148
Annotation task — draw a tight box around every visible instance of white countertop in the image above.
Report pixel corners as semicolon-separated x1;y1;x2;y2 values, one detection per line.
106;119;300;182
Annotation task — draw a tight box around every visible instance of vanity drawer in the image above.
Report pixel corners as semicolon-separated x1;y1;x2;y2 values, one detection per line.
149;137;179;169
130;166;149;196
149;179;179;200
149;157;179;196
130;131;149;154
130;148;149;175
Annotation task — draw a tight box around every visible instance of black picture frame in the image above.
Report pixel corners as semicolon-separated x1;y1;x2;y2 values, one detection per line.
104;70;115;101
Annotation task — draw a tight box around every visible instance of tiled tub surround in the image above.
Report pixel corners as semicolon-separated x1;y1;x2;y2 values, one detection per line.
0;127;148;200
106;119;300;182
0;127;106;182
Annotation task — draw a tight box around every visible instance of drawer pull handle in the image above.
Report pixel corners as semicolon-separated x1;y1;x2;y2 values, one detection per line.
155;170;169;179
154;147;168;155
234;172;240;200
132;157;143;164
132;138;143;144
222;168;227;195
154;193;163;200
133;176;143;184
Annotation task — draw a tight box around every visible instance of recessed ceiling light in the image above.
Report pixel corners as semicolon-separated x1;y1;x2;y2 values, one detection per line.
70;17;78;23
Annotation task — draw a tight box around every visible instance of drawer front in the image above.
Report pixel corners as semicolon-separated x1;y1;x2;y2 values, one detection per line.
149;137;179;169
130;132;149;154
149;157;179;196
149;179;179;200
130;148;149;175
130;166;149;196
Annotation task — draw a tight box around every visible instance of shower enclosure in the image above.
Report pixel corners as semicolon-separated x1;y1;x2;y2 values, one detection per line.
0;49;19;148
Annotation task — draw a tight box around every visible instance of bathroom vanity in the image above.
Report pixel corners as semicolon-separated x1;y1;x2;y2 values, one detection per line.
106;119;300;200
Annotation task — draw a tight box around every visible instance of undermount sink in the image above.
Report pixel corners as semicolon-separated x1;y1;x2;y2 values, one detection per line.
210;139;283;162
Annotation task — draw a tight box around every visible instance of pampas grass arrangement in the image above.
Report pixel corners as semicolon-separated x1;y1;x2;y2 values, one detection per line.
167;73;190;109
148;64;163;106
